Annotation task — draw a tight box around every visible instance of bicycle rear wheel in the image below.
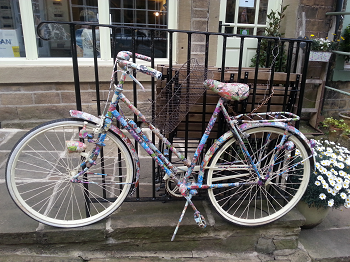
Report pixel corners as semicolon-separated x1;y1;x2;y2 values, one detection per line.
6;119;134;228
206;126;312;226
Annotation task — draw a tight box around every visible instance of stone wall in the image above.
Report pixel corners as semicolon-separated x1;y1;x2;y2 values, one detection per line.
0;79;152;129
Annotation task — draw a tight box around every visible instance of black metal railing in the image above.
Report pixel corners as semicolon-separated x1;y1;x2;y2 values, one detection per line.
37;21;312;200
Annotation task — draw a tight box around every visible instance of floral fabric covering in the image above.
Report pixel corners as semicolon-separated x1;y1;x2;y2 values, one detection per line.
203;79;249;101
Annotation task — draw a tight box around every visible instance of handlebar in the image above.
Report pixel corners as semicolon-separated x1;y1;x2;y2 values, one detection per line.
116;51;162;80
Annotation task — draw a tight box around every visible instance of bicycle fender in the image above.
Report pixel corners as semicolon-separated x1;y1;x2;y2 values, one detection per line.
69;110;141;190
200;121;315;177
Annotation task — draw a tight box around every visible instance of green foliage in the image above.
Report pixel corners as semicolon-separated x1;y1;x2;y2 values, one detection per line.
322;117;347;130
340;24;350;62
250;5;288;71
321;117;350;139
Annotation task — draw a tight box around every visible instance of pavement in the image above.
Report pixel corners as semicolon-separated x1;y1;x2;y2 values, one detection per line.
0;128;350;261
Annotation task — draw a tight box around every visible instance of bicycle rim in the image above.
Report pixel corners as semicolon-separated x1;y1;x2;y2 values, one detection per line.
206;126;311;226
6;119;134;228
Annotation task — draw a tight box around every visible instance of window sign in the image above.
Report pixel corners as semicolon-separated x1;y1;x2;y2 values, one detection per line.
239;0;254;8
0;29;20;57
0;0;25;57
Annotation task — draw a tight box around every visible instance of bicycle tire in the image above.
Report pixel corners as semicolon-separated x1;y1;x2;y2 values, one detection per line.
206;126;311;226
6;119;134;228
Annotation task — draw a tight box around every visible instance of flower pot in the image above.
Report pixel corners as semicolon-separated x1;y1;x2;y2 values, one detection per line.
309;51;332;62
296;201;330;229
327;126;343;142
339;111;350;126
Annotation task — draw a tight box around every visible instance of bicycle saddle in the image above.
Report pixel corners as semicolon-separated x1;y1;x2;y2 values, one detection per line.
203;79;249;101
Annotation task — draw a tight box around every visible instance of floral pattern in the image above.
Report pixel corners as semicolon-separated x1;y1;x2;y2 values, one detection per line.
203;79;249;101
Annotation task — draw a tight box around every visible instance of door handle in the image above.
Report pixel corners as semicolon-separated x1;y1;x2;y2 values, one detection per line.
219;21;230;32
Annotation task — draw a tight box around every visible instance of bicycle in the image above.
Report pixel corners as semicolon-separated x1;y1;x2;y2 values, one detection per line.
6;51;315;241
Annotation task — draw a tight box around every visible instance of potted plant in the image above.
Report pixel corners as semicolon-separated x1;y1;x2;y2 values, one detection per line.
297;139;350;228
309;34;338;62
321;117;348;141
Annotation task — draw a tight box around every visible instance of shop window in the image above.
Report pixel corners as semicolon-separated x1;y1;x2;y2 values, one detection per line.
0;0;25;57
33;0;168;58
110;0;168;58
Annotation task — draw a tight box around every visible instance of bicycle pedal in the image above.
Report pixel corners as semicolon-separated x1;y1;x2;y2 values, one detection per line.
194;213;207;228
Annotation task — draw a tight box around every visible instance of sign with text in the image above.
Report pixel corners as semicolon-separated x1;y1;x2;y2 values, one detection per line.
239;0;255;8
0;30;20;57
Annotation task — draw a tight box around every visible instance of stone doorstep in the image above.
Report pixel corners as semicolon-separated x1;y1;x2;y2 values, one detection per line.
0;199;305;254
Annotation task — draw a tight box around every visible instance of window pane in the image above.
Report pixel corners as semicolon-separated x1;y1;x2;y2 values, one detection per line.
0;0;25;57
238;6;255;24
258;0;268;24
35;0;99;58
110;0;168;58
225;0;235;23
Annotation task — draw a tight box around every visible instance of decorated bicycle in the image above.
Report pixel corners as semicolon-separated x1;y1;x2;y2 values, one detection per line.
6;49;314;241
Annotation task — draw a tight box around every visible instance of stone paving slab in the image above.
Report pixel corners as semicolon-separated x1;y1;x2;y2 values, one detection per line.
299;208;350;261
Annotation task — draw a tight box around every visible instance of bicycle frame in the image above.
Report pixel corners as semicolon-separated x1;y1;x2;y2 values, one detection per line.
74;69;292;195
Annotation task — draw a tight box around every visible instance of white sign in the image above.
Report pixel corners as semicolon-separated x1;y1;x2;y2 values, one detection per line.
239;0;255;8
0;30;20;57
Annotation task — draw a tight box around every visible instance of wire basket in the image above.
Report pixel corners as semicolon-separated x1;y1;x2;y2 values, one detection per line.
150;59;211;134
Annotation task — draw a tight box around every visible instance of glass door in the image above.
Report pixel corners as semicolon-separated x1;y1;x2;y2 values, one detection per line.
217;0;282;67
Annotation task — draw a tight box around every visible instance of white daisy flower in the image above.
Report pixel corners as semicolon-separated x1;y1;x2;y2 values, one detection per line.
326;172;333;178
341;192;347;199
344;202;350;208
322;183;328;189
319;193;326;200
339;171;346;177
328;199;334;207
315;181;321;186
337;177;343;184
335;183;342;191
337;163;345;169
338;155;345;162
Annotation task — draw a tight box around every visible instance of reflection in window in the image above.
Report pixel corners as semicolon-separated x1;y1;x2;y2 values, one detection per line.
110;0;168;58
36;0;99;58
0;0;25;57
258;0;268;24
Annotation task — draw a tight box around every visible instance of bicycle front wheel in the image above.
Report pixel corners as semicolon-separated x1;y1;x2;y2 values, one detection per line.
206;126;312;226
6;119;134;228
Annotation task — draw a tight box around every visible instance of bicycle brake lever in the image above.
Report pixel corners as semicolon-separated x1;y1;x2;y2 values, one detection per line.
129;74;145;91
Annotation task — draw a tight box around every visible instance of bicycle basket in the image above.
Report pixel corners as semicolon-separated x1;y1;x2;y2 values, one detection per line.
151;59;211;134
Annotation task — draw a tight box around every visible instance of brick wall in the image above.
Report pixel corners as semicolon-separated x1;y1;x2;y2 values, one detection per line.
299;0;337;39
0;81;152;129
296;0;350;120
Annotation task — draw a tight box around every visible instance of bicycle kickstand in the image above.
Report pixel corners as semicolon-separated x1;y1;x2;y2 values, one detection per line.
171;195;207;241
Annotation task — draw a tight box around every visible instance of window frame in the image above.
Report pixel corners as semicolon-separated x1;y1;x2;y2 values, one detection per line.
0;0;176;65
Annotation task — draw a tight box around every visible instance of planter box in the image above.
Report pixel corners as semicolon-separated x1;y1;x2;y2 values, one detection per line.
309;51;332;62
